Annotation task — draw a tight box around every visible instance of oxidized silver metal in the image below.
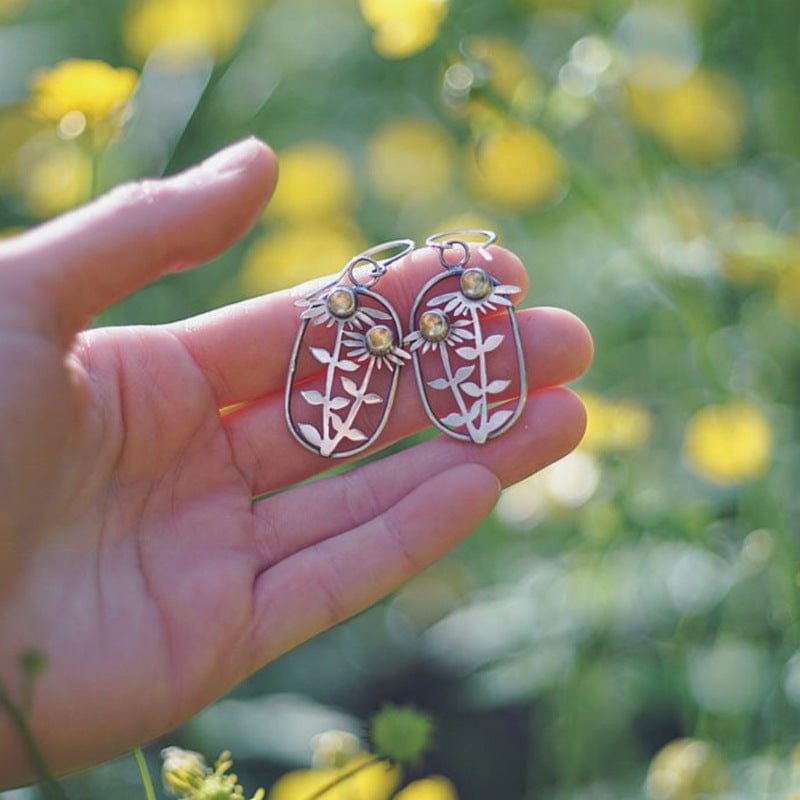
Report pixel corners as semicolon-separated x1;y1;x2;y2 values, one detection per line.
286;239;414;458
406;230;527;444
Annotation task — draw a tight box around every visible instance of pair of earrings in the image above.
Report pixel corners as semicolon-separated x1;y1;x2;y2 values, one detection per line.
285;230;527;458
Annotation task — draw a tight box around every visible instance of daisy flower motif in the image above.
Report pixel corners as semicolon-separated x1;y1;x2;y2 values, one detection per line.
404;309;475;355
343;325;411;371
295;284;392;330
427;268;520;317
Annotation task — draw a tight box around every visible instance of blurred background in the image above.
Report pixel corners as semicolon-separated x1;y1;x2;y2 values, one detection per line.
1;0;799;798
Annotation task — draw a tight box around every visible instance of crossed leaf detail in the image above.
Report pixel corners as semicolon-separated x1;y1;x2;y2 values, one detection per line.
299;334;385;456
424;311;514;443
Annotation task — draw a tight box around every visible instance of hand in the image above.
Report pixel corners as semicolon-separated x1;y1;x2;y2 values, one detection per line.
0;138;592;785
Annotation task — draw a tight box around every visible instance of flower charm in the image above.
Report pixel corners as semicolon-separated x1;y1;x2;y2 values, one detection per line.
404;311;474;354
343;325;411;371
296;285;391;330
426;268;520;317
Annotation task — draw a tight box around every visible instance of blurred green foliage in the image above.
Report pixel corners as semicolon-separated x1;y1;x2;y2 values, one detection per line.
1;0;800;798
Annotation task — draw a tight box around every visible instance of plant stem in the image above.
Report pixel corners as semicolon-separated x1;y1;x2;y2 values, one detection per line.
0;681;69;800
326;357;375;454
134;748;157;800
439;343;478;441
469;306;490;438
320;323;345;455
302;755;384;800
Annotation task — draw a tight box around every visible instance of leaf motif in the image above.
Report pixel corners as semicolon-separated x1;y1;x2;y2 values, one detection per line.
453;365;475;383
456;346;479;360
300;389;325;406
363;393;383;405
310;346;332;364
329;412;345;433
482;334;504;353
337;359;360;372
341;376;359;397
427;377;450;390
441;412;465;428
329;396;350;410
342;427;368;443
460;382;482;398
486;379;511;395
298;423;323;448
468;399;483;422
486;409;514;434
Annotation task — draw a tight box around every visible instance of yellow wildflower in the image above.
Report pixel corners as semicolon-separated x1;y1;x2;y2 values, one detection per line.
269;753;400;800
720;219;799;285
30;59;138;129
645;739;731;800
395;776;458;800
267;142;356;223
368;119;455;205
627;69;745;164
580;392;653;454
358;0;449;59
124;0;255;64
19;141;92;218
0;0;26;20
467;124;565;211
241;223;367;295
777;265;800;322
683;401;773;485
460;36;543;119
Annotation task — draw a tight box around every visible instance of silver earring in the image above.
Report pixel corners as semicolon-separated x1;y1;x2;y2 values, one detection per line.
405;229;527;444
286;239;414;458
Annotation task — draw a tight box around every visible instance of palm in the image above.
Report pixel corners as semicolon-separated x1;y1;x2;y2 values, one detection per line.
0;140;592;784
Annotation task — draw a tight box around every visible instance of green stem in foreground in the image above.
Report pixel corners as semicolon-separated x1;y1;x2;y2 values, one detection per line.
0;681;69;800
134;748;157;800
302;755;384;800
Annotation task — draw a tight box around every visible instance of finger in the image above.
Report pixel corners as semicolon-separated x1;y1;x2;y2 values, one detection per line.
223;306;593;494
249;462;501;664
252;387;585;568
169;245;529;407
0;138;277;343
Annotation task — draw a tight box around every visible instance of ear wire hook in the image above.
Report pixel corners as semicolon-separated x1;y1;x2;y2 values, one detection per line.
425;229;497;270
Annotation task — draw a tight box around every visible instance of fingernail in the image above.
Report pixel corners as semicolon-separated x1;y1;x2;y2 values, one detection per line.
202;137;265;176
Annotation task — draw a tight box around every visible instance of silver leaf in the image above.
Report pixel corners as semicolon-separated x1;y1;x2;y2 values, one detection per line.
341;376;359;397
486;409;514;434
455;346;479;360
427;378;450;390
459;382;482;398
486;379;511;395
441;412;465;427
309;346;331;364
482;334;504;353
328;396;350;410
300;389;325;406
298;423;322;448
337;359;360;372
453;365;475;383
363;393;383;405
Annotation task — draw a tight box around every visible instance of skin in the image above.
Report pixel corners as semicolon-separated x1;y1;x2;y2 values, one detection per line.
0;138;593;786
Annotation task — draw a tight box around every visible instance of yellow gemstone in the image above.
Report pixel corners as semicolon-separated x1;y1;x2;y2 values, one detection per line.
366;324;394;355
419;310;450;342
460;267;492;299
326;286;357;318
